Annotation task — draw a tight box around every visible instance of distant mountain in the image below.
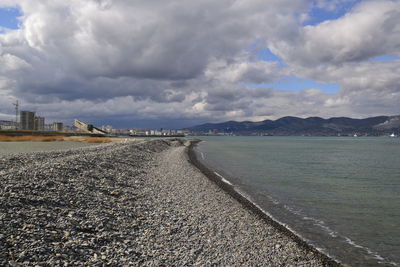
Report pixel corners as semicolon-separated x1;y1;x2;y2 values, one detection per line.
188;115;400;136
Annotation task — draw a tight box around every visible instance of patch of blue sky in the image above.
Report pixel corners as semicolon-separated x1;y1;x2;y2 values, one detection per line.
305;0;362;26
255;48;287;67
0;7;22;33
370;55;400;62
247;40;286;66
243;76;340;94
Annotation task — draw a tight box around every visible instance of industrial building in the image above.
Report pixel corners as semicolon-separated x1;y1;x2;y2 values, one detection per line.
20;111;35;130
19;111;48;131
34;116;45;131
52;122;64;131
2;102;68;132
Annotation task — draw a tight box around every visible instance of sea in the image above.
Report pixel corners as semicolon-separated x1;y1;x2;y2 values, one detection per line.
194;136;400;266
0;141;96;156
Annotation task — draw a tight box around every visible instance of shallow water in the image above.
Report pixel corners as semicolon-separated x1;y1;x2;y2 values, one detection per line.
195;136;400;266
0;141;96;156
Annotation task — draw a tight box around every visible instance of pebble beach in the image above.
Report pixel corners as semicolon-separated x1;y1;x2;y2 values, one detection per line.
0;139;338;266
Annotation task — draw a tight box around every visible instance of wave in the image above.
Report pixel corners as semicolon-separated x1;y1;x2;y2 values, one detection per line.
214;171;233;186
193;144;398;266
343;237;397;266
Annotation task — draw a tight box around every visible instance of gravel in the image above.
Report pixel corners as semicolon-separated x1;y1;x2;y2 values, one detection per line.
0;139;334;266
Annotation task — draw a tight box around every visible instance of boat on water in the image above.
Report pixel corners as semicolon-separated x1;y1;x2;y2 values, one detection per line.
390;133;397;137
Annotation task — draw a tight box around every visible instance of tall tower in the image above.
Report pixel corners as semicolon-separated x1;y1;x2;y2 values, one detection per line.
13;100;19;130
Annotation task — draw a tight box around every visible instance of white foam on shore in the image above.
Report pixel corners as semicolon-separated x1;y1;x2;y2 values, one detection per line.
191;148;340;264
283;203;396;265
280;203;339;239
286;210;338;238
343;237;398;266
231;187;397;266
303;216;338;238
211;166;395;266
192;143;396;266
230;188;342;258
233;187;304;241
214;171;233;186
241;190;396;266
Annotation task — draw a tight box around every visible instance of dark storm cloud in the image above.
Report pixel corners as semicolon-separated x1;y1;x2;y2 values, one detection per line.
0;0;399;126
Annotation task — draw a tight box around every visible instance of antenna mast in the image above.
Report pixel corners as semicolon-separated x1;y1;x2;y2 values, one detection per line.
13;100;19;130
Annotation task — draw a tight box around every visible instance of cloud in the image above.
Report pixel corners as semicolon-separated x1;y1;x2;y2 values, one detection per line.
0;0;304;96
0;0;399;128
272;0;400;66
205;55;283;84
264;0;400;121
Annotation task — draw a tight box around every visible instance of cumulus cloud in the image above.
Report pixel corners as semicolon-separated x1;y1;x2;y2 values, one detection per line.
0;0;399;127
205;55;283;84
266;0;400;120
272;0;400;66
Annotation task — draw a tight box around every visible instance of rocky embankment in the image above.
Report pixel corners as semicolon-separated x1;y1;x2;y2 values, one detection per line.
1;139;333;266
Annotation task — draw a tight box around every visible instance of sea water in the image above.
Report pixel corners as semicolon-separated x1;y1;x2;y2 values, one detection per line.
195;136;400;266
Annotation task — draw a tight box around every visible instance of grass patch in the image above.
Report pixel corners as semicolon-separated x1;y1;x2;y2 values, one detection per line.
0;135;65;142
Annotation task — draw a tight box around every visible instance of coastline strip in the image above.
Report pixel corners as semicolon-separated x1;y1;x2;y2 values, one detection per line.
187;140;342;267
1;138;341;265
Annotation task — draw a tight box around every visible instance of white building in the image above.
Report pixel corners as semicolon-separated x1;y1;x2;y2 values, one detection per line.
0;120;18;130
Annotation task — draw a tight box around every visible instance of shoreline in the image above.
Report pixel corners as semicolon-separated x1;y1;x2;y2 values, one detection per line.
187;139;342;267
1;139;341;265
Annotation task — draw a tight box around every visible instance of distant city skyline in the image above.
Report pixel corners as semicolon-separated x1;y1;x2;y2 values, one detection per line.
1;1;399;128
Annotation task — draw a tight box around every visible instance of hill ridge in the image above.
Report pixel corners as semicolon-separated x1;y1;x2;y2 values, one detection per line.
188;115;400;136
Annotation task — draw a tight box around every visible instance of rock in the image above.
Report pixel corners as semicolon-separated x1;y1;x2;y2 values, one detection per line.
0;139;329;266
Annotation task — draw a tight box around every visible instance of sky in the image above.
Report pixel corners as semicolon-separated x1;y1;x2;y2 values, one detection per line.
0;0;399;129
